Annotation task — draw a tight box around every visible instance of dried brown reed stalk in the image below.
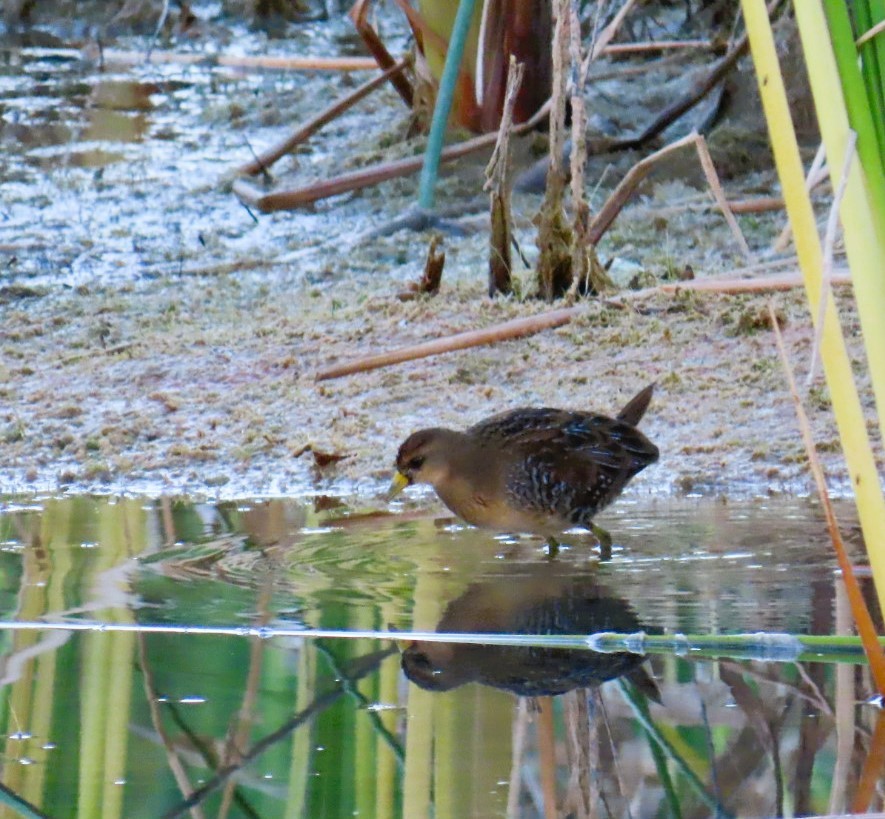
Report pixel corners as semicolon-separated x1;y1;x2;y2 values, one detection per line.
566;0;610;301
484;57;524;297
768;301;885;694
91;49;379;71
588;130;750;256
234;98;553;213
852;712;885;813
807;131;857;384
313;270;851;381
314;307;578;381
236;57;412;178
398;235;445;300
535;0;574;301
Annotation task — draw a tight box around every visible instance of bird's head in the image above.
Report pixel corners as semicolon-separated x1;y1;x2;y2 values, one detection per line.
388;428;458;499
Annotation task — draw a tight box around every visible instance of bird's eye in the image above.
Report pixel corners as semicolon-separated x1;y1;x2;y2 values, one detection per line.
409;651;432;669
407;456;425;471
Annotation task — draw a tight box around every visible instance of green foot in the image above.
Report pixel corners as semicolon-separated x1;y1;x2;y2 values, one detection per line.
590;523;613;560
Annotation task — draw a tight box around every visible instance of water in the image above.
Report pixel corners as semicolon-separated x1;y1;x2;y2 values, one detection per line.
0;494;878;818
0;11;880;818
0;13;413;293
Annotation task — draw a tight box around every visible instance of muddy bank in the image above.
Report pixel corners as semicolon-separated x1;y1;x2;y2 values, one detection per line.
0;10;879;503
2;270;878;502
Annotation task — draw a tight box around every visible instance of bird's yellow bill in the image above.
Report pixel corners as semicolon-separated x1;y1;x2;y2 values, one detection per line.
387;470;410;500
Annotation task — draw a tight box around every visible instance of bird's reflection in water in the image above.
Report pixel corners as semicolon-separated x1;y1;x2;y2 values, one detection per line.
402;562;658;698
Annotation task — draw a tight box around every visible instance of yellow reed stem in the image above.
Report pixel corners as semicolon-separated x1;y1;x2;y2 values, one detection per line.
793;2;885;443
741;0;885;614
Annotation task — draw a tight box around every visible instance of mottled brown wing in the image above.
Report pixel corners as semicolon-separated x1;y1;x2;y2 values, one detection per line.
478;409;658;526
467;408;575;442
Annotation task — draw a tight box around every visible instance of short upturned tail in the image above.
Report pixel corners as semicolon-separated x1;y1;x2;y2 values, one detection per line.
616;382;655;426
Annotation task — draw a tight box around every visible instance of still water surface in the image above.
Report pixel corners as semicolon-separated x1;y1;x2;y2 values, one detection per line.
0;494;878;818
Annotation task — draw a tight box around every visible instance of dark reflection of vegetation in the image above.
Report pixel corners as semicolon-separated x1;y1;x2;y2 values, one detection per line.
402;563;659;697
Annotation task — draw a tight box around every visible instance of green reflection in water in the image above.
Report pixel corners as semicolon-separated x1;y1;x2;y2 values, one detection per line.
0;494;877;818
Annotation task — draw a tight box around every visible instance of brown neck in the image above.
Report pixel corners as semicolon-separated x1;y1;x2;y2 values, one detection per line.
429;432;503;516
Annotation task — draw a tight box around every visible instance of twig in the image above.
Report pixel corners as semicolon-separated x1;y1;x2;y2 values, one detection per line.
314;269;852;381
807;131;856;384
566;0;595;301
773;142;829;252
235;93;552;213
587;0;778;159
768;301;885;695
587;50;707;81
87;48;380;71
314;307;579;381
588;0;639;61
691;130;752;258
853;713;885;813
589;131;748;255
160;496;176;547
535;0;572;300
218;587;272;819
633;269;850;295
602;39;721;53
590;131;694;242
506;699;530;818
350;0;414;105
728;196;785;213
856;18;885;46
314;642;404;762
600;29;750;153
235;57;411;177
719;665;784;815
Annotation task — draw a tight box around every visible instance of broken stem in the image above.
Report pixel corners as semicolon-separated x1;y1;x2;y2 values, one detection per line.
484;57;524;297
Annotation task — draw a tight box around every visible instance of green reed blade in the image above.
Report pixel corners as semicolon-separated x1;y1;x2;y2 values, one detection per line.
624;680;683;819
823;2;885;210
851;0;885;161
619;679;728;817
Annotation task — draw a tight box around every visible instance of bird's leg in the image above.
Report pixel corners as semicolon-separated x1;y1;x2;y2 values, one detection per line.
545;536;560;558
590;523;613;561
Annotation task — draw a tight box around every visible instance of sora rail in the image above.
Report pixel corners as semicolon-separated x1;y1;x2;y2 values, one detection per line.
389;383;659;538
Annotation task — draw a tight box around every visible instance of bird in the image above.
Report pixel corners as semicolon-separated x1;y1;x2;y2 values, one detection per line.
401;565;659;698
388;382;659;545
